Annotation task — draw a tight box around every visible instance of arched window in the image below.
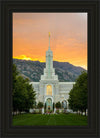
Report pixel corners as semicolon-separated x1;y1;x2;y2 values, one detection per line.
47;85;52;95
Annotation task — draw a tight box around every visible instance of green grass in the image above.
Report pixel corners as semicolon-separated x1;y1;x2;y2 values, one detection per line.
12;113;88;126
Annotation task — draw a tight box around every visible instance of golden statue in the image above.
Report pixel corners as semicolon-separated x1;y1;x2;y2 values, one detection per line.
49;32;50;37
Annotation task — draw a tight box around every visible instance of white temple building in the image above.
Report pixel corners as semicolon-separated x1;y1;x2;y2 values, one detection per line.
30;33;75;111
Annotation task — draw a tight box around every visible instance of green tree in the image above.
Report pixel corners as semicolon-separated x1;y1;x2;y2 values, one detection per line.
55;101;61;109
53;102;55;111
44;102;46;110
68;71;88;115
37;102;43;109
13;64;19;95
13;64;36;113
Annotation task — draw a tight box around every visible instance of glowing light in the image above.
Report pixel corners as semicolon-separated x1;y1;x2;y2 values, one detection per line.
13;55;44;62
13;55;32;60
47;85;52;95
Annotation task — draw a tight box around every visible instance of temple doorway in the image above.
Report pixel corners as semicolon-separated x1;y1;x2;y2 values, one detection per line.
46;98;52;111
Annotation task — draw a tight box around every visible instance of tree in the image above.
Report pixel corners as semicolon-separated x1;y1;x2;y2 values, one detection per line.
68;71;88;115
13;64;36;113
55;101;61;109
37;102;43;109
13;64;19;96
53;102;55;111
44;102;46;110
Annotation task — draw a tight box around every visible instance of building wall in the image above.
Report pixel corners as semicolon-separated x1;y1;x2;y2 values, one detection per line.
30;81;75;107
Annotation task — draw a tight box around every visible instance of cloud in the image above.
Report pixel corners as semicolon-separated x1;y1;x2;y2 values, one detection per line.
13;13;87;69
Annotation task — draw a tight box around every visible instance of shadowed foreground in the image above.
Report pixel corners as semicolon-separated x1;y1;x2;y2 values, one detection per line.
13;113;88;126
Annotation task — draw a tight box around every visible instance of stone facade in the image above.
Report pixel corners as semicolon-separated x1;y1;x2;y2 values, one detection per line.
30;34;75;110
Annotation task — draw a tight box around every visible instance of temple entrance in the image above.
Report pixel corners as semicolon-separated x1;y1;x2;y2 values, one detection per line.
48;106;50;110
46;98;52;111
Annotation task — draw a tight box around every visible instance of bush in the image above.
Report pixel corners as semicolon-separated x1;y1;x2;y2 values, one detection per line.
39;109;42;114
49;110;53;113
37;102;43;109
55;102;61;109
56;109;59;114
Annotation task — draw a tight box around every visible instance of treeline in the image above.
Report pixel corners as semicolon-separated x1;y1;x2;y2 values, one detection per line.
68;71;88;115
13;64;36;114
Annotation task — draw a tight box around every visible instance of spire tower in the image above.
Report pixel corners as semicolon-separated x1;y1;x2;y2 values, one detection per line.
48;32;51;50
40;33;58;80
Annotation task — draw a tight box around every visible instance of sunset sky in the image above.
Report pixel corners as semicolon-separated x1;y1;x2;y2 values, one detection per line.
13;13;87;69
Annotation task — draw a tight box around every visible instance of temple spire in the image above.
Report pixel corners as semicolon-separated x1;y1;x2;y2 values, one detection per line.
48;32;51;50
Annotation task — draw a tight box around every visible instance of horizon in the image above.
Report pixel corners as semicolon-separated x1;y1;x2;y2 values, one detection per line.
13;58;87;70
13;13;87;70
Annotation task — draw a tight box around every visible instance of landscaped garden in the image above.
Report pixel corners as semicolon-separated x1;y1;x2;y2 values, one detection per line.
13;113;88;126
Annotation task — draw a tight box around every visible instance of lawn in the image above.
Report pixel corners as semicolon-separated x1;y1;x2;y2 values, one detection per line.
13;113;88;126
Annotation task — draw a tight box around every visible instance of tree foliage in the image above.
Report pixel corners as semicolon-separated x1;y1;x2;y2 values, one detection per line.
13;64;36;112
37;102;43;109
55;101;61;109
53;102;55;111
68;71;88;114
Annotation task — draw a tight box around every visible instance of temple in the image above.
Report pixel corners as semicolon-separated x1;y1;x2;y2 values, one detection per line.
30;33;75;111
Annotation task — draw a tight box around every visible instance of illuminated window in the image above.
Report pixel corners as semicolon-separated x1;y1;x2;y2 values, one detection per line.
47;85;52;95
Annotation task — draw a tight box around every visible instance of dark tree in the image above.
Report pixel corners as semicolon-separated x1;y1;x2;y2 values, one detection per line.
13;64;36;114
68;71;88;115
53;102;55;111
37;102;43;109
44;103;46;110
55;101;61;109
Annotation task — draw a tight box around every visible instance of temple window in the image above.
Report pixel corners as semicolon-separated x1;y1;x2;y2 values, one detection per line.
47;85;52;95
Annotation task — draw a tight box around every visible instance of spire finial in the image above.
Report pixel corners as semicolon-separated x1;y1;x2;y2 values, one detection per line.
48;32;51;50
49;32;50;37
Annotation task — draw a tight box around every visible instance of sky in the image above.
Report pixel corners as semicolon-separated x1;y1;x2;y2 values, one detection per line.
13;13;87;69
